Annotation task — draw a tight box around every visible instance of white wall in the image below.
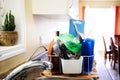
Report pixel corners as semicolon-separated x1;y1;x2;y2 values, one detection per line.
25;0;79;58
31;0;79;44
33;15;70;44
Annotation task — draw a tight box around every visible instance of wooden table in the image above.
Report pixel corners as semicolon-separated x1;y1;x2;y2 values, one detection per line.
114;35;120;75
118;40;120;75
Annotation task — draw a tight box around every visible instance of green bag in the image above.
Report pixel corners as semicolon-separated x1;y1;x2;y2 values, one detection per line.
59;33;82;53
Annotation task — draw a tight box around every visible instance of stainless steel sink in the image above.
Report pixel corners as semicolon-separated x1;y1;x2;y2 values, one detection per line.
35;76;94;80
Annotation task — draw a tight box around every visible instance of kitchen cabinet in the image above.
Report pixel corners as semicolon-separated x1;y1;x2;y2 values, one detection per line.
31;0;69;15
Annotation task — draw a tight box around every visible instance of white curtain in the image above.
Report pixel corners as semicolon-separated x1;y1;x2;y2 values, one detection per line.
84;6;115;52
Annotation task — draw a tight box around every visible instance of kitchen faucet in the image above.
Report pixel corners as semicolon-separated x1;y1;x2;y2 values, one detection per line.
3;46;53;80
3;60;53;80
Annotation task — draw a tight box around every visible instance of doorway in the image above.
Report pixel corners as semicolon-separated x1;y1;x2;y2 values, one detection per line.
84;7;115;53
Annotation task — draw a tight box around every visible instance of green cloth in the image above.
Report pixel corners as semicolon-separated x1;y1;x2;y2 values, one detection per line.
59;33;82;53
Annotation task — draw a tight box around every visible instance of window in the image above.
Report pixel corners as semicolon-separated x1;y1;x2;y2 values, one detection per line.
0;0;26;61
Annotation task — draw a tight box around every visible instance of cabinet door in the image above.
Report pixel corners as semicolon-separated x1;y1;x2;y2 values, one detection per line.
32;0;69;15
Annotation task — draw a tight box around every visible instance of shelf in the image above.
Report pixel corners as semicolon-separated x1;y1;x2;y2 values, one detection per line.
0;44;25;61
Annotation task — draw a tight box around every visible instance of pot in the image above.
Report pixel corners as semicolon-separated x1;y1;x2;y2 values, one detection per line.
0;31;18;46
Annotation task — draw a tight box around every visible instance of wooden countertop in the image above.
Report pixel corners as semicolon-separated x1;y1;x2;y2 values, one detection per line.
41;67;99;80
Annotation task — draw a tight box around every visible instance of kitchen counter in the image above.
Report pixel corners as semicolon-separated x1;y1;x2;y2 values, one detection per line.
0;61;99;80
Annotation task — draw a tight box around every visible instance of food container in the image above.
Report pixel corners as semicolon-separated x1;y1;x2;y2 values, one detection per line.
61;56;83;74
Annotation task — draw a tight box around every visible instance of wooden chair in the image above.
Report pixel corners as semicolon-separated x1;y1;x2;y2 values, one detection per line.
103;36;112;64
110;37;118;69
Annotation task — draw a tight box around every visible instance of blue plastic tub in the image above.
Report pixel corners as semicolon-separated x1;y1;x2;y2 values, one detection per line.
81;38;95;56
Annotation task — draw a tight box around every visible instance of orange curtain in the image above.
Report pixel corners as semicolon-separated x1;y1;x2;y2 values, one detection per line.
114;6;119;35
82;6;85;20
